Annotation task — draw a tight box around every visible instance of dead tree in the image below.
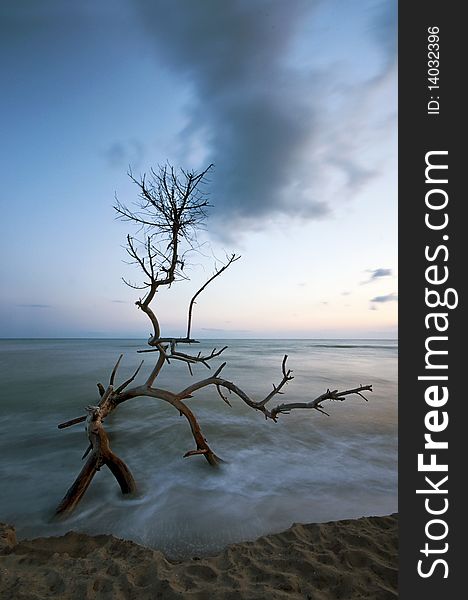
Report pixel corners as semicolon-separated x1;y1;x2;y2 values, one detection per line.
55;164;372;517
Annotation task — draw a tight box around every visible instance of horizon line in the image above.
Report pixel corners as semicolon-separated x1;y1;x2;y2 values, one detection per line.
0;336;398;341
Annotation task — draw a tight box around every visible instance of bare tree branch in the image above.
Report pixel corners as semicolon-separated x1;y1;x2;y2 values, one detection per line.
116;360;144;394
174;357;371;421
165;344;228;370
55;403;136;518
269;385;373;420
55;162;373;517
58;415;86;430
109;354;123;386
186;253;240;339
257;354;294;407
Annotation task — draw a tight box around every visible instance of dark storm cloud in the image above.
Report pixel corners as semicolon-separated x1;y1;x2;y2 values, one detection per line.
3;1;395;235
132;0;396;233
135;0;328;226
137;1;405;232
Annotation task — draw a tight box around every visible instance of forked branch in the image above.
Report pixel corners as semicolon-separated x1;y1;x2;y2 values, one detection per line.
56;162;373;518
56;351;371;516
176;355;371;421
56;403;136;517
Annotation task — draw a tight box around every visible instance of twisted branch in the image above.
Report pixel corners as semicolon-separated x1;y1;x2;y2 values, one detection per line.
56;400;136;517
56;350;371;516
176;356;371;421
56;163;373;518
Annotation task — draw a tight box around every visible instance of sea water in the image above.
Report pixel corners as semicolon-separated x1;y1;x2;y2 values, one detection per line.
0;338;397;558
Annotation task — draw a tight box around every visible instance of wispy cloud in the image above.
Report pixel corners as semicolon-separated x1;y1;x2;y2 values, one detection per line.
362;268;393;284
16;303;52;308
370;292;398;304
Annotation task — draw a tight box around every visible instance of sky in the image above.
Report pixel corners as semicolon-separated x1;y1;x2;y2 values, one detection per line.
0;0;397;339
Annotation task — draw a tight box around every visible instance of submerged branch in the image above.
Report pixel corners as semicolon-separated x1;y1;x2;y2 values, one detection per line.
55;404;136;518
56;349;372;517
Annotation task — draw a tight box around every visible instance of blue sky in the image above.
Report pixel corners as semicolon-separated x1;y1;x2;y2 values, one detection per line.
0;0;397;338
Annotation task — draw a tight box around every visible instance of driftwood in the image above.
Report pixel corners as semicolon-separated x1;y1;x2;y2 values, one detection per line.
55;165;372;517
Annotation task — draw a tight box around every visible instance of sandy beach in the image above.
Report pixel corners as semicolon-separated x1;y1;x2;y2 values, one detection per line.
0;514;397;599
